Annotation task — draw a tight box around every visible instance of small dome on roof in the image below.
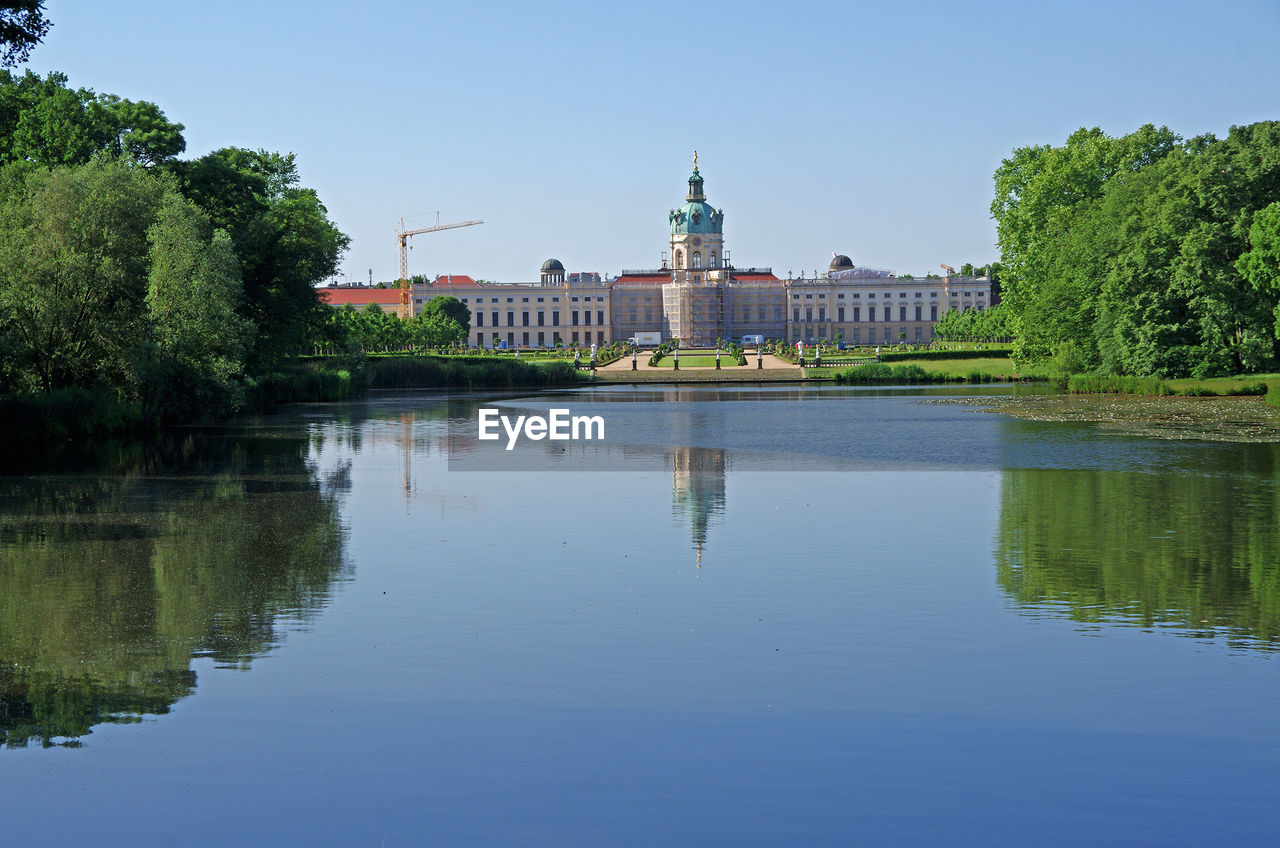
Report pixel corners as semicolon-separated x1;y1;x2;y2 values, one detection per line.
830;254;854;270
541;258;565;272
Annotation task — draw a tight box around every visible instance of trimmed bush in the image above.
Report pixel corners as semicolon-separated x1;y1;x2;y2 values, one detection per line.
1068;374;1175;395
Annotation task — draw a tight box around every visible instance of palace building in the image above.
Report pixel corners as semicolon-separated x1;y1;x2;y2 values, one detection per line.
326;157;992;347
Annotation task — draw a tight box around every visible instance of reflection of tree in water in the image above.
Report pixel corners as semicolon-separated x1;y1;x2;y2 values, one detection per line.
996;467;1280;651
0;430;346;748
669;445;726;565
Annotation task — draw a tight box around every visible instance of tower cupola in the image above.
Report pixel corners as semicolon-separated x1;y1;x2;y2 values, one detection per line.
687;168;705;201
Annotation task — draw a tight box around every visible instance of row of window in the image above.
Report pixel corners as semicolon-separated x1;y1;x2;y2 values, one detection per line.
792;326;928;342
460;296;606;304
792;306;942;323
459;291;983;305
792;291;985;300
475;310;605;328
468;299;983;332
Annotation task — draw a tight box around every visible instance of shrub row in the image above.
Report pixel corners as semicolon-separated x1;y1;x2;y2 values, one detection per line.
877;348;1011;363
1067;373;1270;397
830;363;1012;384
648;340;677;367
368;356;582;389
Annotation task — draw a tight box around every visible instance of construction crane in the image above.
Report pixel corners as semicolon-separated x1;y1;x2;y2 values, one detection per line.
940;263;955;276
395;213;483;282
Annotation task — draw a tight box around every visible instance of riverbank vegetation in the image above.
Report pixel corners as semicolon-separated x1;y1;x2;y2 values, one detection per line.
991;121;1280;379
827;361;1026;385
366;356;581;389
0;51;349;438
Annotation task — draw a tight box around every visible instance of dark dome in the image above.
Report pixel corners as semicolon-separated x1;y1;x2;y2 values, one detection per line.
541;258;565;272
829;254;854;270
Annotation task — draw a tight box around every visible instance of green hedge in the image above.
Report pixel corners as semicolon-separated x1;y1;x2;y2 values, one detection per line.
831;363;1012;384
1069;373;1270;398
648;340;676;367
833;363;942;384
1067;374;1175;395
368;356;582;389
878;349;1011;363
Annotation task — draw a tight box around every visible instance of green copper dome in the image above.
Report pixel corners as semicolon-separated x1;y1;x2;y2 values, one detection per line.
669;168;724;235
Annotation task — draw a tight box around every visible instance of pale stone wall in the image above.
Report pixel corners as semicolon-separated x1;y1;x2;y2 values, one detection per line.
785;275;992;345
413;281;612;349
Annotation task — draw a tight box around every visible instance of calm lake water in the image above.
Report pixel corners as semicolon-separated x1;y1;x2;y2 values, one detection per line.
3;385;1278;846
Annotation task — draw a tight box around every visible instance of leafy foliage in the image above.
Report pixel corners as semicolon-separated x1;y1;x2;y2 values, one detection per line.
0;65;348;429
0;157;167;394
0;70;185;167
1237;201;1280;336
312;295;471;353
991;121;1280;376
0;1;49;68
0;157;257;423
171;148;349;366
932;301;1012;341
142;192;254;421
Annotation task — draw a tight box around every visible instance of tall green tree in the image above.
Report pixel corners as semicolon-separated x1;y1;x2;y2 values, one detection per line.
1238;201;1280;336
990;124;1180;363
171;148;349;365
0;156;166;393
142;192;253;421
404;295;468;347
0;70;184;167
992;121;1280;376
420;295;470;335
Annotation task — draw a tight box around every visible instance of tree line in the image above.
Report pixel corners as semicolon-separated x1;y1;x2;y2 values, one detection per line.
313;297;470;354
991;121;1280;377
932;301;1012;342
0;63;348;425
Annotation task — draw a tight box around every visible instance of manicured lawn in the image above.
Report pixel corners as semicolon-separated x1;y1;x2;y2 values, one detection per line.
657;354;741;368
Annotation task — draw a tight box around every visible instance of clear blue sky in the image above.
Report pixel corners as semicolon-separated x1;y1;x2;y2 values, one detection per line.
24;0;1280;283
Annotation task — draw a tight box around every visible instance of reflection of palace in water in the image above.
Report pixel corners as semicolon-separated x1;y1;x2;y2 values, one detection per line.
668;445;727;565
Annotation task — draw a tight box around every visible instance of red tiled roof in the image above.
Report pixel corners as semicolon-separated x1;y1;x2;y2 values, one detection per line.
431;275;478;288
319;288;404;306
730;273;780;282
614;273;669;284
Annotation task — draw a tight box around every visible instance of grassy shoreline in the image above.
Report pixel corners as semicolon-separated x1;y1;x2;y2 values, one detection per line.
0;354;586;445
8;347;1279;448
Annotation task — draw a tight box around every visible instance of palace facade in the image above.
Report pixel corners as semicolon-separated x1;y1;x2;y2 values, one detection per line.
328;161;993;347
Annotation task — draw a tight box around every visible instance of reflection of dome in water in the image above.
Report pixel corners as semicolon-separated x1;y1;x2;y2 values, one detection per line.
671;445;727;564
